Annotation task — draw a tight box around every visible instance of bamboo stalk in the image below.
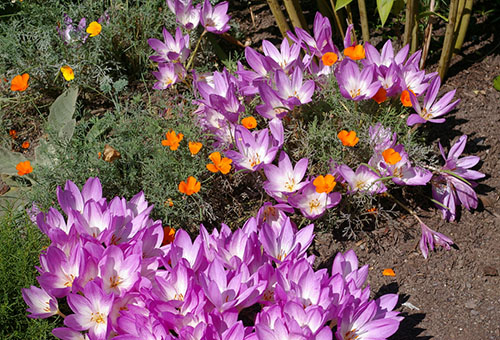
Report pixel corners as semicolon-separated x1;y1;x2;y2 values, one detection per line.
410;0;419;53
403;0;417;48
283;0;305;30
454;0;473;50
438;0;459;80
293;0;308;29
266;0;291;39
357;0;370;43
454;0;466;32
420;0;436;69
329;0;345;39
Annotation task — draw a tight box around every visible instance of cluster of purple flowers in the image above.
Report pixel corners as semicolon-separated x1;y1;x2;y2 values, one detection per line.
23;177;403;340
148;0;230;90
146;8;485;257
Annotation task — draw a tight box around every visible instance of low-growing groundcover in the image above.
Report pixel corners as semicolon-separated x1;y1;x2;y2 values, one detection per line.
0;0;498;338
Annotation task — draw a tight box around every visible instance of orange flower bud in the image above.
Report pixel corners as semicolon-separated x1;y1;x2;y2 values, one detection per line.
21;141;30;149
188;141;203;155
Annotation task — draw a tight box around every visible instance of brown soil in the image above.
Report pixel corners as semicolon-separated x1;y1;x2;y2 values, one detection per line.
231;1;500;339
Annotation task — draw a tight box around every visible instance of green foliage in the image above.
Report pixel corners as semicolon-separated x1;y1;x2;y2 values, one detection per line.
335;0;355;11
377;0;395;26
494;75;500;91
0;208;58;340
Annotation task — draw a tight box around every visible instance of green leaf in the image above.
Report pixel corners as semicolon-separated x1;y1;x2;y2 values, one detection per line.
390;0;405;15
47;87;79;137
494;75;500;91
335;0;355;11
0;147;27;176
59;119;76;142
377;0;394;26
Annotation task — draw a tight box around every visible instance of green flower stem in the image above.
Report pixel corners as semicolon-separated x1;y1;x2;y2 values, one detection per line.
186;30;207;72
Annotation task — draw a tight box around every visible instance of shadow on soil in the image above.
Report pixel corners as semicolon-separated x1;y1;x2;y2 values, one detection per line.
374;283;432;340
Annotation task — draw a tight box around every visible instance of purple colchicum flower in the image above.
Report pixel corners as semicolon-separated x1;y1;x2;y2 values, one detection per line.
336;164;387;195
263;152;309;202
200;0;231;34
148;27;190;64
262;39;301;72
225;125;280;171
407;76;460;126
152;63;184;90
336;59;380;101
288;183;341;219
432;135;485;221
419;221;454;259
24;177;403;339
166;0;201;30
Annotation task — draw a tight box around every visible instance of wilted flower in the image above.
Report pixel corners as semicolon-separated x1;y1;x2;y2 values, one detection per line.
419;221;454;259
432;135;485;221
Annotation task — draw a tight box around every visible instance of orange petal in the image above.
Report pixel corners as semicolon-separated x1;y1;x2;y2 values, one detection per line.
382;268;396;277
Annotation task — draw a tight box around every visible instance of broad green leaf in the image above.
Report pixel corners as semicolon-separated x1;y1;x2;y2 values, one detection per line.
0;147;27;176
493;75;500;91
335;0;355;11
47;87;78;135
391;0;405;15
377;0;394;26
59;119;76;142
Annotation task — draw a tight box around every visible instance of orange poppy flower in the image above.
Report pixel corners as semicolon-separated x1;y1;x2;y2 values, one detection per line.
400;89;415;107
11;73;29;92
321;52;338;66
86;21;102;37
188;141;202;155
382;148;402;165
206;151;232;174
21;141;30;149
382;268;396;277
9;129;17;139
337;130;359;147
162;130;184;150
313;174;336;193
178;176;201;195
372;87;387;104
16;160;33;176
343;45;365;60
241;116;257;129
60;65;75;81
162;226;176;245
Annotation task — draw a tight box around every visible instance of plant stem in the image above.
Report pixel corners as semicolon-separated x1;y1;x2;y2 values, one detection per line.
57;310;66;319
403;0;417;48
357;0;370;43
329;0;346;40
345;4;357;43
186;30;207;72
420;0;436;69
